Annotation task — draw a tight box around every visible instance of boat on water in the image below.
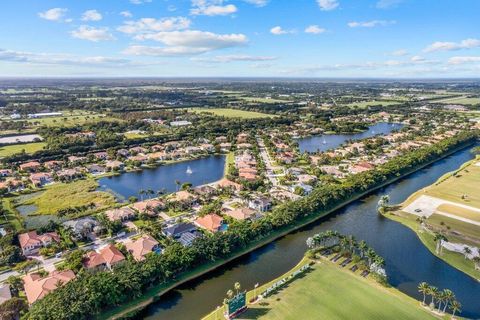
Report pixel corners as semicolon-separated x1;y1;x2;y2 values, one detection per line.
186;166;193;174
322;138;327;144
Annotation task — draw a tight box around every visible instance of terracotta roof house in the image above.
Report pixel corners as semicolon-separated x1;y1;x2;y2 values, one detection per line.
29;172;53;187
19;161;41;172
125;235;161;261
0;284;11;304
23;270;76;305
248;196;272;212
93;151;109;160
216;178;243;192
44;160;61;170
131;199;165;216
0;169;12;177
18;231;60;255
194;214;225;233
224;207;260;221
83;244;125;270
169;190;198;204
67;156;86;164
105;207;136;222
105;160;124;170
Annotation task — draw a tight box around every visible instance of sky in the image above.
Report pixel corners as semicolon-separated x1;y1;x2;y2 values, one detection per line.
0;0;479;78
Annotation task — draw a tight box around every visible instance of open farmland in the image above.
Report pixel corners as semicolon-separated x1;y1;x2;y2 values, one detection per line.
188;108;275;119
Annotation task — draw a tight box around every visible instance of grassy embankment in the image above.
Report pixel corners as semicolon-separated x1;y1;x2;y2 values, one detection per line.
20;179;115;216
100;141;475;320
0;142;47;158
188;108;275;119
202;256;441;320
386;157;480;280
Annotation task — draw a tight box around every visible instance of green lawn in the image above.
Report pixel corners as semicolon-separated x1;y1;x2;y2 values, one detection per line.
225;151;235;176
0;142;47;157
343;100;402;108
21;179;116;215
435;96;480;105
203;257;438;320
188;108;275;119
239;97;291;104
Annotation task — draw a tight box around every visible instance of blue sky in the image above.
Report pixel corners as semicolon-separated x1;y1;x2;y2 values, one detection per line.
0;0;479;77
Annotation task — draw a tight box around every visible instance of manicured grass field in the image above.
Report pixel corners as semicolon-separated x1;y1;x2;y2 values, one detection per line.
204;258;437;320
437;203;480;222
0;142;47;157
225;151;235;176
343;100;402;108
188;108;275;119
423;159;480;209
21;179;115;215
239;96;291;104
435;96;480;105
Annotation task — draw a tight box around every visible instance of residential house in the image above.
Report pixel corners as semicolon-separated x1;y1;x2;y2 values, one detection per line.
125;235;161;261
169;190;198;205
18;231;60;255
105;160;124;171
105;207;136;222
29;172;53;187
0;284;11;304
216;178;243;192
0;169;12;177
87;164;106;175
163;222;197;238
44;161;61;170
56;168;82;181
67;156;86;164
131;199;165;216
224;207;261;221
194;214;225;233
23;270;76;305
93;151;109;160
19;161;41;172
63;217;99;240
83;244;125;271
248;196;272;212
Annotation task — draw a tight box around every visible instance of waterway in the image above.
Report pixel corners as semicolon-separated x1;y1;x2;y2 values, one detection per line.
298;122;404;153
142;144;480;319
98;155;226;201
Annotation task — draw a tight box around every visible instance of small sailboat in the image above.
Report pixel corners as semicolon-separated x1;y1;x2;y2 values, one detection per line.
186;166;193;174
322;138;327;144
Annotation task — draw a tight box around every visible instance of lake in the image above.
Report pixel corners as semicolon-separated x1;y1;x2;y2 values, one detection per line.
298;122;404;153
141;144;480;320
98;155;226;201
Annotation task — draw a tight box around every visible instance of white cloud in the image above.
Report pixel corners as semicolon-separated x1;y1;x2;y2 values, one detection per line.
305;25;326;34
0;48;131;67
190;0;237;16
348;20;396;28
118;17;191;34
71;26;115;42
390;49;408;56
376;0;403;9
243;0;268;6
38;8;68;22
410;55;425;62
120;11;133;18
130;0;152;4
316;0;339;11
424;38;480;53
81;10;102;21
448;56;480;65
270;26;294;35
124;30;248;56
192;54;277;63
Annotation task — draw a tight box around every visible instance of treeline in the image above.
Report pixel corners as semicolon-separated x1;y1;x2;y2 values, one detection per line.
25;131;478;319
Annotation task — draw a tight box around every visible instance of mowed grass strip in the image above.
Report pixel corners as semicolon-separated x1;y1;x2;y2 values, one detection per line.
219;260;436;320
425;161;480;209
437;203;480;222
22;179;115;215
188;108;275;119
0;142;47;157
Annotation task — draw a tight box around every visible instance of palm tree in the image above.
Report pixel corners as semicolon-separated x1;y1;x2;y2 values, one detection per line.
433;233;447;255
226;289;234;299
234;282;241;294
377;195;390;214
418;282;429;305
428;286;438;307
473;256;480;270
449;300;461;319
175;180;181;192
442;289;455;313
138;189;145;201
437;290;445;313
463;246;472;259
358;240;368;258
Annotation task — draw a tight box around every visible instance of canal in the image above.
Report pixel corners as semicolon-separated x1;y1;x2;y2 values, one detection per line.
141;145;480;319
298;122;404;153
98;155;226;200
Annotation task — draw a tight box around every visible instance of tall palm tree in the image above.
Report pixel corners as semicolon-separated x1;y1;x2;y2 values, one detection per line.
418;282;429;305
175;180;181;192
428;286;438;307
358;240;368;258
437;291;446;313
473;256;480;270
234;282;241;294
226;289;234;299
433;233;447;255
138;189;145;201
442;289;455;313
449;300;461;319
